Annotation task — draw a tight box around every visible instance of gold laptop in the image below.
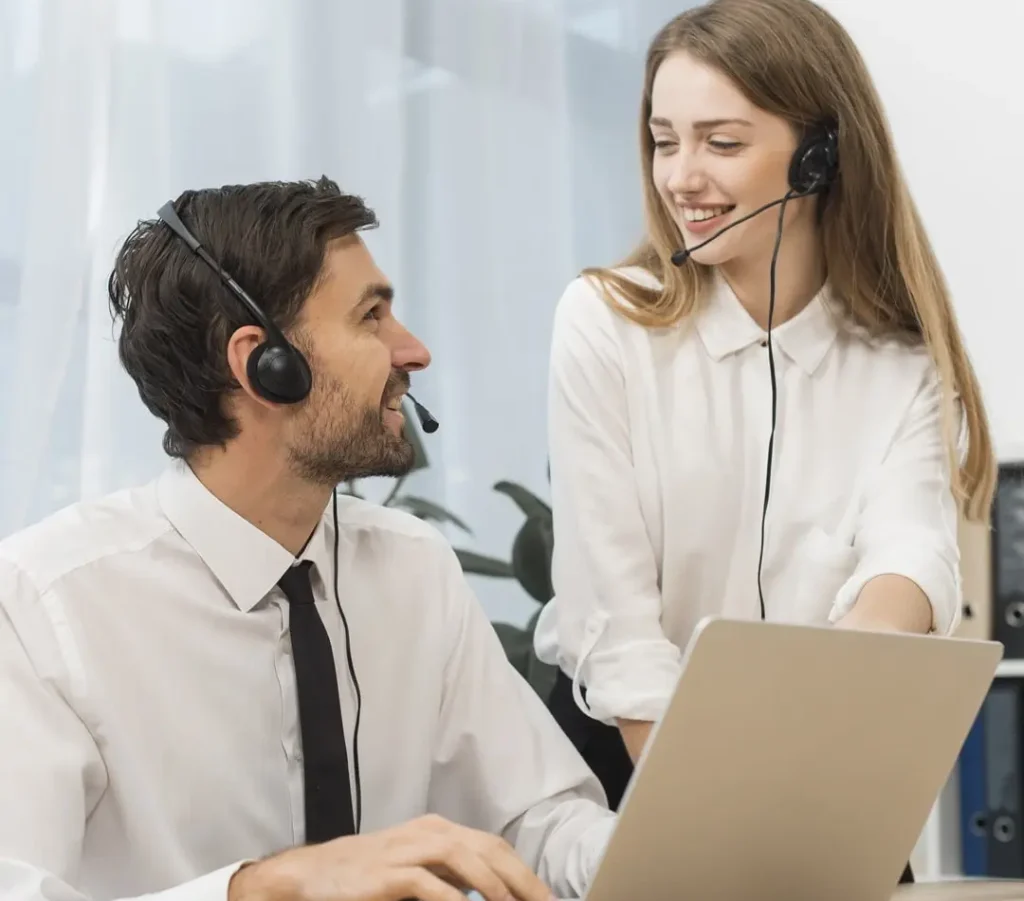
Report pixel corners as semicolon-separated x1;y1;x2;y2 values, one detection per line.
582;617;1002;901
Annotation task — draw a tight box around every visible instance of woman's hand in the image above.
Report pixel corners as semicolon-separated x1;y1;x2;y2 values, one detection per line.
616;718;655;764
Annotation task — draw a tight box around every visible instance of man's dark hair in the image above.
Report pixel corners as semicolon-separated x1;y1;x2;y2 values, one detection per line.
107;176;378;459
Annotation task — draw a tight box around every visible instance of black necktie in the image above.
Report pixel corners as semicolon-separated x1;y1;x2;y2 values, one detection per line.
278;561;355;842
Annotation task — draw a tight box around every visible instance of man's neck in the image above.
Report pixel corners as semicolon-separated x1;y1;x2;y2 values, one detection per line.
189;445;332;557
718;233;825;331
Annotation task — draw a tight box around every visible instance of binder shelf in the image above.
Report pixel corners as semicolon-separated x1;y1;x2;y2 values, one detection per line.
997;660;1024;678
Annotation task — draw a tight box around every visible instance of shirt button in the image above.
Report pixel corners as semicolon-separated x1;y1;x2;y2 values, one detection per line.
760;339;768;347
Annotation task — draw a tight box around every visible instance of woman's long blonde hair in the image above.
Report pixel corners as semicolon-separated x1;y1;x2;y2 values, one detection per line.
587;0;995;521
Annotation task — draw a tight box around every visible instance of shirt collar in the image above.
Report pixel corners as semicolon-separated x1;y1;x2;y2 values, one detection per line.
695;274;840;375
156;460;335;612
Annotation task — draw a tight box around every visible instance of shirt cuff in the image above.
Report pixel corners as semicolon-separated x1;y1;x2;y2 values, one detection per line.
576;618;682;724
145;860;249;901
828;548;960;635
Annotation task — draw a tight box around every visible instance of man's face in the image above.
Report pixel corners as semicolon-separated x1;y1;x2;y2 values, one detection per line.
284;236;431;485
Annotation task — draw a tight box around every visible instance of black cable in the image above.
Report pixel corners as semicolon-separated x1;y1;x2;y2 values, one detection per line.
331;490;363;832
755;189;798;621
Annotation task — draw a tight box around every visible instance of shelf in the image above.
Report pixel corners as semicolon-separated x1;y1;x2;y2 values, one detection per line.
996;659;1024;678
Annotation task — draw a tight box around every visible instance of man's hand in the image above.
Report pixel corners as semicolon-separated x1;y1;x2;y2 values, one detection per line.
227;813;556;901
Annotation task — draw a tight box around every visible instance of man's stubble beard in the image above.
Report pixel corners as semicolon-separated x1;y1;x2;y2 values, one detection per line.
287;371;415;487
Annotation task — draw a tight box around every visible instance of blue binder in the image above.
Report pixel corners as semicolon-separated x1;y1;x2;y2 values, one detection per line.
959;706;988;876
985;680;1024;877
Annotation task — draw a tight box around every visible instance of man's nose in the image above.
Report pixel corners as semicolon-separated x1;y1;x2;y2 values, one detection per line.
391;320;431;372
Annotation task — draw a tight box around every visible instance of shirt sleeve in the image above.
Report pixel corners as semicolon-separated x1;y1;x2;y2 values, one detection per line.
828;369;965;634
544;277;681;724
427;543;617;901
0;561;247;901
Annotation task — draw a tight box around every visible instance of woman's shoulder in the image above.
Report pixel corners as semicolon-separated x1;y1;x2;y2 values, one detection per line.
836;317;932;373
832;319;946;429
555;265;662;328
563;264;662;297
825;289;928;363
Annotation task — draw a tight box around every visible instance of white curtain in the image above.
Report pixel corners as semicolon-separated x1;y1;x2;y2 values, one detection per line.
0;0;692;624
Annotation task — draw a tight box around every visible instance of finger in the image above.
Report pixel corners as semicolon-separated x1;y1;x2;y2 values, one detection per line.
388;865;466;901
426;848;513;901
483;839;557;901
476;837;553;901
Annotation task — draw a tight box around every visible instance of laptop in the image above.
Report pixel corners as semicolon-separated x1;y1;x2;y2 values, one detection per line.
581;616;1002;901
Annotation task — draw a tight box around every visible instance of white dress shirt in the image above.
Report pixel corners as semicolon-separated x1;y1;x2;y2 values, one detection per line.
534;267;963;726
0;461;615;901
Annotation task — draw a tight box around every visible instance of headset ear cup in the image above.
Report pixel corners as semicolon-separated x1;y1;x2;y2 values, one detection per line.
246;342;271;400
789;142;824;194
788;125;839;195
247;341;312;405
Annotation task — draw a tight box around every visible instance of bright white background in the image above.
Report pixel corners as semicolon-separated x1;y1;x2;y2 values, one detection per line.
1;0;1021;638
819;0;1024;465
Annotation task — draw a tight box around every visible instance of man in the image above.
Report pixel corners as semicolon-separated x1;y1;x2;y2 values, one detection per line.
0;178;615;901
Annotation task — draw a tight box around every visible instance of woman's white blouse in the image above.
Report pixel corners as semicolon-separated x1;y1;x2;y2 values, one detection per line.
533;267;963;725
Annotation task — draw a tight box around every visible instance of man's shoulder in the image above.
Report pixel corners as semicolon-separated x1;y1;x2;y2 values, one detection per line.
329;493;473;631
331;492;456;565
0;481;171;598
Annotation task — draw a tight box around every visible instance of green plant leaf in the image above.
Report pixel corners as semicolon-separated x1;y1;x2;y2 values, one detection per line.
510;514;555;603
391;495;472;533
493;481;551;521
454;549;515;578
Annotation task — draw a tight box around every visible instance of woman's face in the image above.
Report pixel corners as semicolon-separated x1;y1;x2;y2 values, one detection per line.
649;52;816;269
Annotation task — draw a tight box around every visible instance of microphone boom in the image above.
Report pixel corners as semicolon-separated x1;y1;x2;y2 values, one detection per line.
671;187;816;266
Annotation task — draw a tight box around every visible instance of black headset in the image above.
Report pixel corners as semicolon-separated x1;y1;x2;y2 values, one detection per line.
156;201;313;405
671;120;840;621
787;121;840;197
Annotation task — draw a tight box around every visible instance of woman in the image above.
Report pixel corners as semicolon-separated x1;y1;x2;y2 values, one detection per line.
532;0;995;865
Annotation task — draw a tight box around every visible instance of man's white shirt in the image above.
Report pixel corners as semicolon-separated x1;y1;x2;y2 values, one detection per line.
0;461;614;901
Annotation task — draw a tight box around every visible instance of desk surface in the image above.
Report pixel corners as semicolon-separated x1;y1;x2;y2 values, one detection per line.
551;881;1024;901
893;882;1024;900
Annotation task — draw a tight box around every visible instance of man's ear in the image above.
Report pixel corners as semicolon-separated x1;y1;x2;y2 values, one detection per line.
226;325;277;408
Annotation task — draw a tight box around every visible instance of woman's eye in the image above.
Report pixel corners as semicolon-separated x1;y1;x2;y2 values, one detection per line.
709;139;742;151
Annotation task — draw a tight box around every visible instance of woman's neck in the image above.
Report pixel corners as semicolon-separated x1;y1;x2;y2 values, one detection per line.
718;230;826;330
